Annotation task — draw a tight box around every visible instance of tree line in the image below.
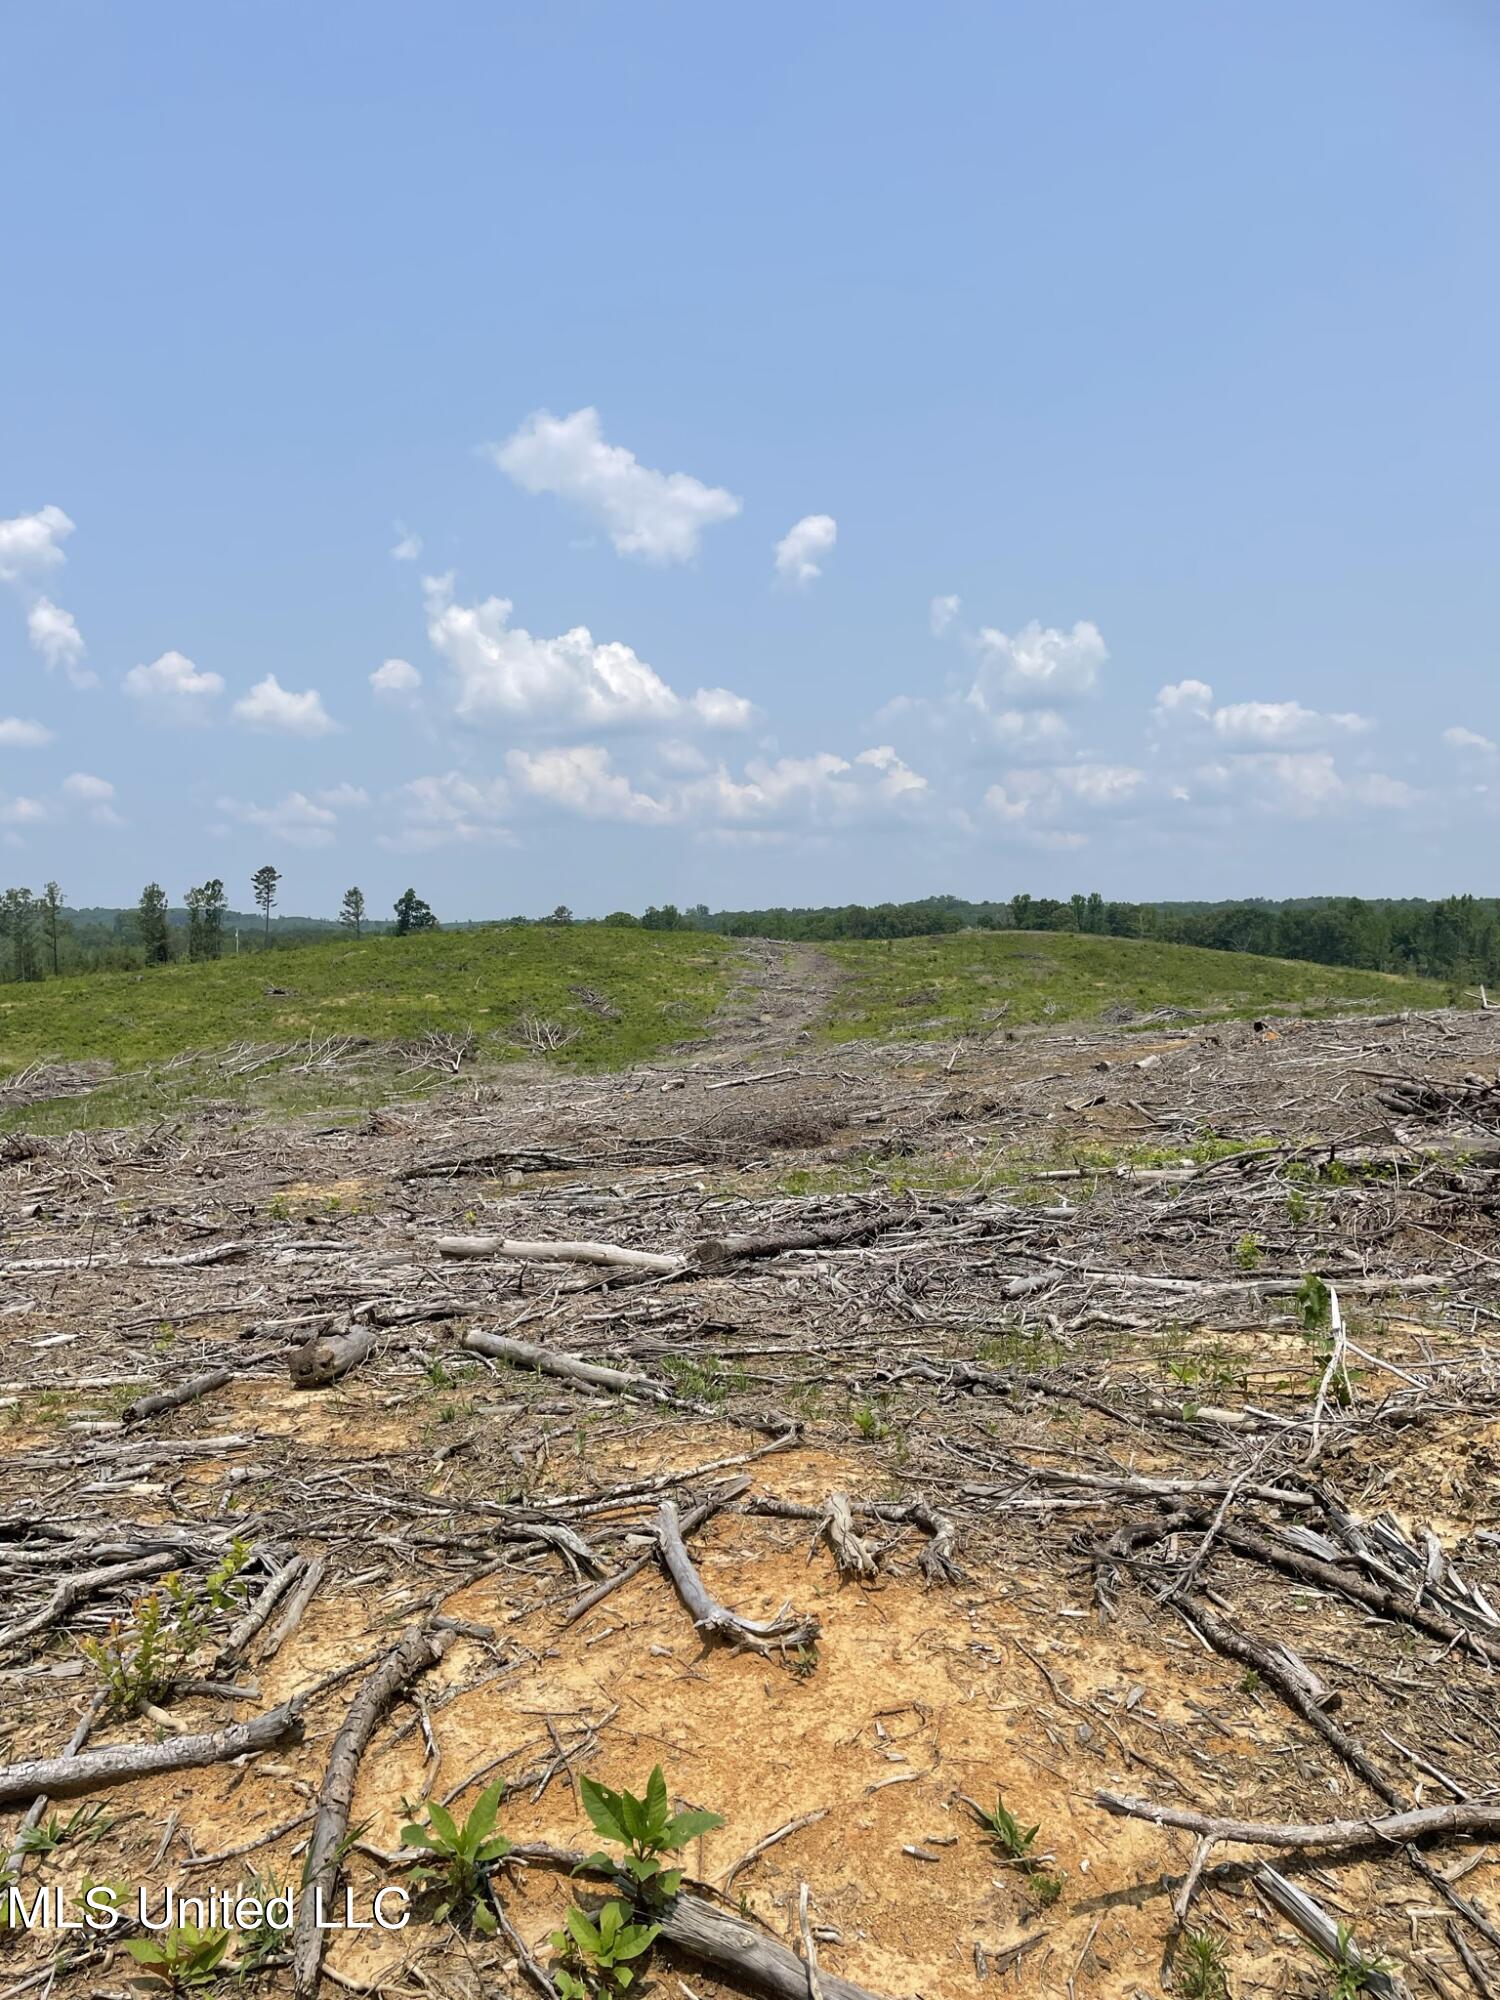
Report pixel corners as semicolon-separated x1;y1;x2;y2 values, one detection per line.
0;870;439;981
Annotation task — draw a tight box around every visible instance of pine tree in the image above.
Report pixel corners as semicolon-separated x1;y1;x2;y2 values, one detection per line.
251;865;281;943
201;879;226;960
185;884;206;962
339;886;366;937
0;888;41;982
393;888;437;935
41;882;63;975
136;884;171;966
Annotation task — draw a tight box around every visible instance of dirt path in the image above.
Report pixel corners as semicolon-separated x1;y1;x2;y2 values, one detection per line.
689;937;845;1069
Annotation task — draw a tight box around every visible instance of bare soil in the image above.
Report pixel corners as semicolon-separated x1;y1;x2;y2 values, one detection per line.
3;949;1500;2000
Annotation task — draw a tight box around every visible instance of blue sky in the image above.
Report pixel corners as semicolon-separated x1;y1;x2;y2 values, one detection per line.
2;2;1497;919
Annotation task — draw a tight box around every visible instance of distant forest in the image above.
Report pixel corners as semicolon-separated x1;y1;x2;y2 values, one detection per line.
2;879;1498;992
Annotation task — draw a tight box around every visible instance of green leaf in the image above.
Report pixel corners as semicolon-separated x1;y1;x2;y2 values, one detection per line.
425;1802;460;1851
476;1834;512;1863
613;1924;660;1960
566;1907;603;1955
399;1825;438;1850
598;1900;621;1947
467;1779;506;1847
473;1903;498;1937
644;1766;669;1841
124;1942;168;1966
581;1778;628;1848
666;1809;724;1848
617;1787;648;1849
655;1869;683;1899
616;1968;633;1989
576;1848;615;1877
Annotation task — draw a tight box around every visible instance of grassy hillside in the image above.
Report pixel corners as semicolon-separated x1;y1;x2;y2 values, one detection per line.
822;930;1453;1041
0;928;736;1131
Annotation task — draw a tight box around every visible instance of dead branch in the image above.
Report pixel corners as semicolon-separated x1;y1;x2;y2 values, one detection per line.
292;1623;453;2000
1096;1789;1500;1852
0;1700;302;1806
656;1497;820;1654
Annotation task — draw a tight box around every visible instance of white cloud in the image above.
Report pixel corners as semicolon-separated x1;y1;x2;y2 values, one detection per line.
61;771;122;826
0;505;73;582
0;795;47;826
490;407;742;564
1154;679;1370;745
984;762;1146;824
390;526;422;561
0;717;53;748
508;745;673;824
930;594;962;637
380;772;513;850
231;674;337;737
969;620;1108;706
316;782;370;810
123;650;226;719
1193;751;1415;817
424;576;753;731
773;513;837;588
216;789;346;846
371;657;422;699
27;599;94;686
1443;725;1496;755
854;744;927;801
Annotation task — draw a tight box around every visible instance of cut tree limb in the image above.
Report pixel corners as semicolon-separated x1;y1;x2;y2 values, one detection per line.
463;1329;700;1411
437;1235;682;1274
292;1624;453;2000
656;1498;819;1654
122;1368;235;1425
1097;1790;1500;1852
288;1325;378;1389
217;1556;306;1666
0;1552;177;1654
0;1701;302;1806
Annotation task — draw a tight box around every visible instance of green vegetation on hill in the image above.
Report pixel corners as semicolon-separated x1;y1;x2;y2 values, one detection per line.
0;927;736;1131
821;931;1451;1042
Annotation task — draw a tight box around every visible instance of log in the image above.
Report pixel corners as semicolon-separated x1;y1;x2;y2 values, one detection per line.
437;1235;682;1274
0;1700;302;1806
217;1556;306;1666
0;1552;177;1654
562;1478;750;1626
1096;1790;1500;1853
656;1498;819;1654
689;1208;909;1269
257;1556;328;1660
819;1493;877;1580
122;1368;235;1425
288;1325;378;1389
659;1890;892;2000
463;1330;694;1410
292;1624;453;2000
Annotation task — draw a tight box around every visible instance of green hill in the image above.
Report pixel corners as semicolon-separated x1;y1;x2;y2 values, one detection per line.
822;930;1452;1041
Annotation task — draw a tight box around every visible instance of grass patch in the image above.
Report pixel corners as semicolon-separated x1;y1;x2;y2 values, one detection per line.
0;928;736;1132
821;932;1451;1042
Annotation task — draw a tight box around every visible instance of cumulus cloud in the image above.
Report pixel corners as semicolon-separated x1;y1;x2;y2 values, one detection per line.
1443;725;1496;755
490;407;742;564
27;599;94;686
0;794;46;828
773;514;837;588
62;771;122;826
969;620;1108;706
390;526;422;561
1192;751;1415;817
0;717;53;748
1153;680;1370;745
231;674;338;737
380;772;513;851
0;505;73;582
423;576;753;731
984;762;1146;826
123;650;226;719
508;745;673;823
929;594;962;638
681;747;929;831
371;657;422;699
215;785;364;846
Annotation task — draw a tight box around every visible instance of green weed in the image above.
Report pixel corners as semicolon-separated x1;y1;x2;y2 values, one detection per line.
579;1765;724;1904
398;1778;511;1933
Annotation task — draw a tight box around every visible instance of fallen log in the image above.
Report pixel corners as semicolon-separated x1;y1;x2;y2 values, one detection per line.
689;1207;910;1269
0;1552;177;1654
217;1556;307;1666
122;1368;235;1425
292;1624;453;2000
288;1325;378;1389
562;1478;750;1626
656;1498;819;1654
463;1330;699;1411
0;1700;302;1806
257;1556;327;1660
1097;1789;1500;1852
437;1235;682;1274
